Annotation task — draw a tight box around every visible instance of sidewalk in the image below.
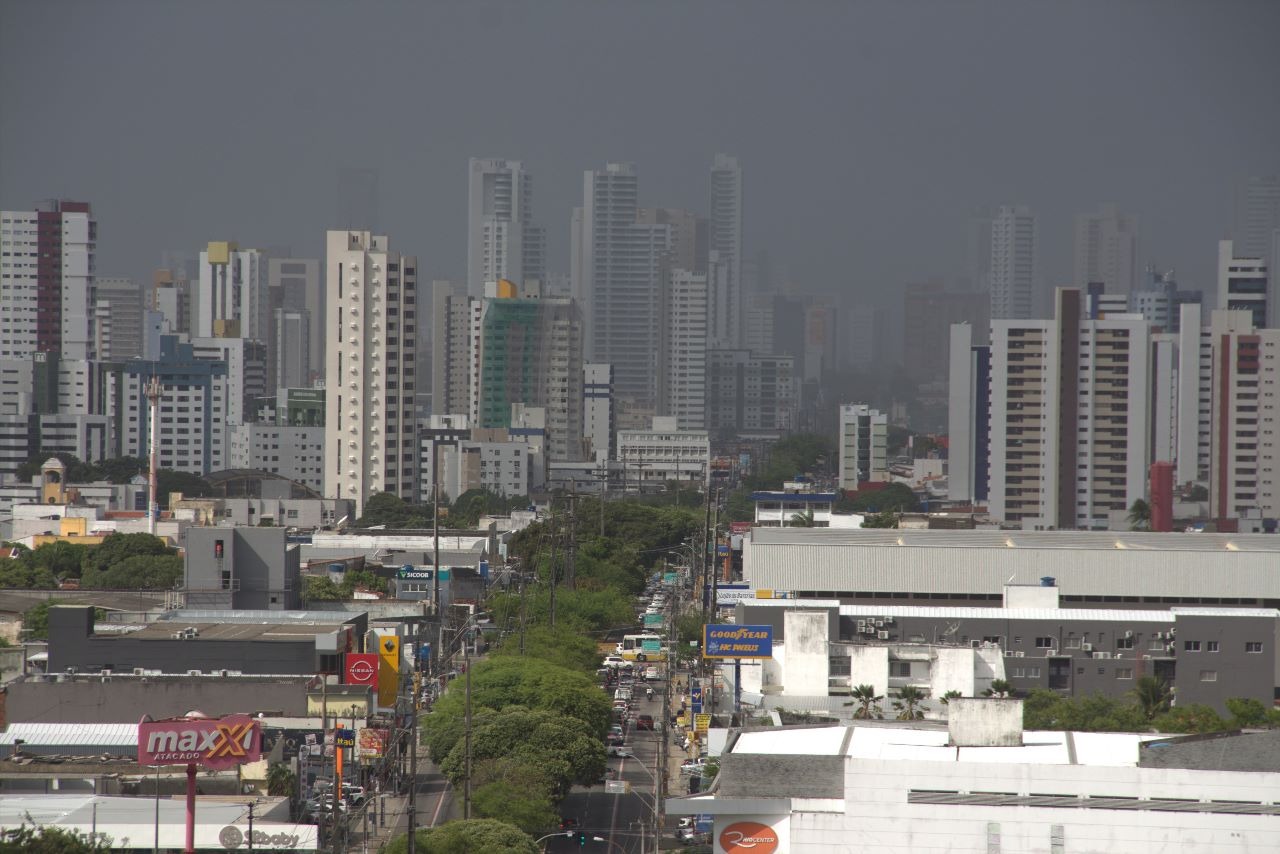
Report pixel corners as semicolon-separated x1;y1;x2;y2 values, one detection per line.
352;743;440;852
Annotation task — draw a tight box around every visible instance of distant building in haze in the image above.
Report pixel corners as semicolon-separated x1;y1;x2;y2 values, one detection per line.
467;158;546;297
1074;204;1137;294
989;205;1037;321
1234;175;1280;263
1217;239;1270;329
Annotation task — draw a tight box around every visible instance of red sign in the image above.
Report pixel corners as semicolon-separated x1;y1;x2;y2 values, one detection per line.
719;821;779;854
345;652;379;686
730;522;752;535
137;715;261;770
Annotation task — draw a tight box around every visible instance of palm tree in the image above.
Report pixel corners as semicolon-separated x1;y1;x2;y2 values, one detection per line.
982;679;1013;698
1127;499;1151;531
892;686;929;720
1131;675;1172;720
788;509;815;528
844;684;883;719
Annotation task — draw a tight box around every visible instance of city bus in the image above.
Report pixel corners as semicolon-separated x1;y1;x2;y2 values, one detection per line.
615;633;662;661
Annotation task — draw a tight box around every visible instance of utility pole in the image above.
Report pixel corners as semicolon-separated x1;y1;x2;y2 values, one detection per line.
547;509;559;629
566;485;577;591
407;673;418;854
701;489;712;620
463;628;473;819
246;802;254;852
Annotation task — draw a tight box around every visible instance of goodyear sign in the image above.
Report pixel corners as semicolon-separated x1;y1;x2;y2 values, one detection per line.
703;624;773;659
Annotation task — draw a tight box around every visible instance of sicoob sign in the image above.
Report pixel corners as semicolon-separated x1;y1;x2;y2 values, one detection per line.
719;821;779;854
138;715;262;769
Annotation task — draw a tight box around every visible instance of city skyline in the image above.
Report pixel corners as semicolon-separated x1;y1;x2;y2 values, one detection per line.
3;2;1278;308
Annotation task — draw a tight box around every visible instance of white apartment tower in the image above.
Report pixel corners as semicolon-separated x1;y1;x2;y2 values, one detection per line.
1074;204;1137;294
1209;309;1280;522
323;230;418;513
0;200;96;360
659;269;709;431
467;158;546;296
989;205;1038;321
709;154;743;348
196;242;269;341
1217;239;1270;329
837;404;888;491
583;363;614;463
573;163;671;422
988;288;1151;529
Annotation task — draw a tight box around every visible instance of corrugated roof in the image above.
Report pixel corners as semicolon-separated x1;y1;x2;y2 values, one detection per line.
749;527;1280;553
740;600;1180;622
0;723;136;748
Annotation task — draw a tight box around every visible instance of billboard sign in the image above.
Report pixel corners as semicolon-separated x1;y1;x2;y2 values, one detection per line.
377;635;401;709
333;728;355;748
344;652;379;686
357;727;389;758
694;713;711;734
703;624;773;659
719;821;780;854
138;715;262;769
643;613;664;627
663;572;679;585
712;584;756;606
641;639;662;653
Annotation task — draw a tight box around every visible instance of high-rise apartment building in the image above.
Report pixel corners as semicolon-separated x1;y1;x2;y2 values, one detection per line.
1217;239;1270;329
1073;204;1137;294
267;258;322;379
274;308;312;389
989;205;1037;321
837;404;888;491
986;289;1151;529
430;280;482;421
1131;266;1201;333
467;158;546;296
659;269;709;431
637;207;706;274
706;350;797;437
0;200;96;360
1208;309;1280;524
93;277;144;361
709;154;743;347
903;280;989;384
583;363;614;463
946;324;990;504
476;282;584;461
1234;175;1280;263
573;163;670;422
196;242;269;341
323;230;418;513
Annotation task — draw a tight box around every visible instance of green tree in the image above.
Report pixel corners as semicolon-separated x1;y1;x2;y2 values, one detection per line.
744;434;832;490
787;509;815;527
1152;704;1229;734
0;824;113;853
860;510;899;529
470;779;558;836
266;763;296;797
81;554;183;590
14;452;100;484
29;541;91;579
1225;697;1270;729
303;576;344;602
1186;484;1209;502
982;679;1013;698
96;457;146;485
724;488;755;524
0;558;57;590
155;469;212;507
382;819;538;854
846;684;883;719
1127;499;1151;531
448;489;529;528
1130;676;1172;721
355;491;432;528
81;533;172;577
891;686;929;720
837;483;920;514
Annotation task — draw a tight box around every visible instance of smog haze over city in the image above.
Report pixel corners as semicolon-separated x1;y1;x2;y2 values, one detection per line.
4;0;1279;301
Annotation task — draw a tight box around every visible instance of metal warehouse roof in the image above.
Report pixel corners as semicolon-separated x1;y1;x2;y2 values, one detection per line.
749;528;1280;552
0;723;136;749
740;600;1280;623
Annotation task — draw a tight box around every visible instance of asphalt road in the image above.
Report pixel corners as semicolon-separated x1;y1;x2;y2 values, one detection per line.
548;682;675;853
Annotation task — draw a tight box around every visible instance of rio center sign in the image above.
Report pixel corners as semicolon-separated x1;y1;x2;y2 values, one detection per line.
718;820;779;854
138;714;262;770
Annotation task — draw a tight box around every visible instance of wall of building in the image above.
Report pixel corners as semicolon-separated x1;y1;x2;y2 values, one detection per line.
3;678;311;723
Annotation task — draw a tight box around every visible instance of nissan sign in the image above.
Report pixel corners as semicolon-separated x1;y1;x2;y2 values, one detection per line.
345;652;379;685
138;715;262;770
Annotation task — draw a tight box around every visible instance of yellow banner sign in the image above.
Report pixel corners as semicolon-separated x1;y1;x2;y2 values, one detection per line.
377;635;400;709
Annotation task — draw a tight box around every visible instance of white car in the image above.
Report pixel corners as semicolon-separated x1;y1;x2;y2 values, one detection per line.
603;655;630;669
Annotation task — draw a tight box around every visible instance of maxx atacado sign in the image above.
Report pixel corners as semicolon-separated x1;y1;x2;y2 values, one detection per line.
703;624;773;659
138;715;262;770
718;821;779;854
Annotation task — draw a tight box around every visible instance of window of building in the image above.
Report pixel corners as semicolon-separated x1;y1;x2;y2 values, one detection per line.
1035;637;1054;648
1116;636;1135;650
1200;670;1217;682
1246;642;1264;653
1116;668;1133;679
1206;640;1219;652
889;662;911;678
1184;640;1201;652
1027;666;1041;678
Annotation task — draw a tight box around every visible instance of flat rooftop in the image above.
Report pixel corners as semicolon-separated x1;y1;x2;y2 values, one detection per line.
740;599;1280;623
749;528;1280;553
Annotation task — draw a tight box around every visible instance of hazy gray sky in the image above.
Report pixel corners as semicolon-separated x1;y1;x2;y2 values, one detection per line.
3;0;1278;305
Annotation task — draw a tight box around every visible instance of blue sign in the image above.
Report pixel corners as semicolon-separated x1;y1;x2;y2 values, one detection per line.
691;686;703;704
716;544;729;555
417;643;432;662
479;560;489;578
703;624;773;659
334;728;355;748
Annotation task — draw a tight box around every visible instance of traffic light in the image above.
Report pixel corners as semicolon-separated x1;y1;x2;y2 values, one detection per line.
577;831;587;847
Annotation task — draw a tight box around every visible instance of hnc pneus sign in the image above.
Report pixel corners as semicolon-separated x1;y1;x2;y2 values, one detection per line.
138;715;262;769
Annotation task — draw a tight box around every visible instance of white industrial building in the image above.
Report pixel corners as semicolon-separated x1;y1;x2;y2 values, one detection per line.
742;528;1280;607
669;704;1280;853
616;416;710;488
836;403;887;490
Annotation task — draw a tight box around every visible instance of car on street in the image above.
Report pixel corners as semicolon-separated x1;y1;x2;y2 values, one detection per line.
559;817;580;831
603;655;629;668
680;759;708;775
644;665;661;681
607;732;625;746
636;714;655;730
